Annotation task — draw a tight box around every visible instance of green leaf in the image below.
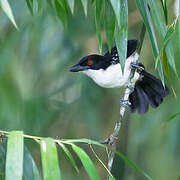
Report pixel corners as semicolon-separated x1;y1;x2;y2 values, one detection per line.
55;0;67;28
163;21;177;47
81;0;88;16
114;151;153;180
26;0;33;15
40;138;61;180
58;142;79;173
67;0;75;14
110;0;120;27
114;0;128;70
165;112;180;123
65;138;104;147
0;0;18;29
72;144;100;180
65;138;152;179
95;0;104;53
23;146;41;180
146;0;178;77
155;18;178;74
5;131;24;180
105;0;115;52
135;0;164;85
160;0;168;25
162;50;170;79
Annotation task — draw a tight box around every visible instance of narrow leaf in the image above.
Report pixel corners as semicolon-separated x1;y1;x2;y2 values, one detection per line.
104;0;115;52
65;138;104;147
5;131;24;180
155;18;178;74
115;0;128;70
65;138;152;179
23;146;41;180
135;0;164;85
114;151;152;180
26;0;33;15
55;0;67;28
72;144;100;180
40;138;61;180
0;0;18;29
160;0;168;25
81;0;88;16
58;142;79;173
95;0;104;53
67;0;75;14
147;0;178;76
110;0;120;27
165;112;180;123
162;50;170;79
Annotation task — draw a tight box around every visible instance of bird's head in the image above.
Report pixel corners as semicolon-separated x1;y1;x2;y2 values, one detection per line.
69;54;111;72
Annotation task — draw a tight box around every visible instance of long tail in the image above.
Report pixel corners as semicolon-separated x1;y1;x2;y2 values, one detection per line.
129;70;170;114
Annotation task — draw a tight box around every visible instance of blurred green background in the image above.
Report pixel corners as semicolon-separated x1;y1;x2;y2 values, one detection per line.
0;0;179;179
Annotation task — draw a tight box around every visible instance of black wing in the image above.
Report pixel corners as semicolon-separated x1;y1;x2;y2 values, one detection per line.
104;40;138;62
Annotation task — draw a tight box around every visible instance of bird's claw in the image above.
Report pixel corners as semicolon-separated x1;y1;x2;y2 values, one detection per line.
131;62;144;72
120;99;131;108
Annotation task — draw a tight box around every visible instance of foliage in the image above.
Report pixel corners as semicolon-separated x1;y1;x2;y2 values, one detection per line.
0;130;152;180
0;0;179;179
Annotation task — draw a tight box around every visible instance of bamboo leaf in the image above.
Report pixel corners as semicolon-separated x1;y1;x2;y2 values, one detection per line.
147;0;178;77
66;138;152;179
95;0;104;53
105;0;115;52
110;0;120;27
40;138;61;180
162;50;170;79
65;138;104;147
155;17;178;73
115;0;128;70
160;0;168;24
0;0;18;29
67;0;75;14
58;142;79;173
5;131;24;180
81;0;88;16
23;146;41;180
55;0;67;28
165;112;180;123
135;0;164;85
72;144;100;180
114;151;152;180
26;0;33;15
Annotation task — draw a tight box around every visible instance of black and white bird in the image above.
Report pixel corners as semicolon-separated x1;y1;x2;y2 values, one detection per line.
70;40;169;114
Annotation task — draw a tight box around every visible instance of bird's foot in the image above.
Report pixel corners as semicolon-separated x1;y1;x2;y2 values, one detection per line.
131;62;144;72
120;99;131;108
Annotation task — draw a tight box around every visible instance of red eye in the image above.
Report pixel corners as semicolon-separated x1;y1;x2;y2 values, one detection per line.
88;60;93;65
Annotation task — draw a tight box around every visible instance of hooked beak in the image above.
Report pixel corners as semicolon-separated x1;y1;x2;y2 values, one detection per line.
69;64;89;72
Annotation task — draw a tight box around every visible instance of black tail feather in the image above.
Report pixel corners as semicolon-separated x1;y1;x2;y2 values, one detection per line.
129;70;170;114
136;86;149;114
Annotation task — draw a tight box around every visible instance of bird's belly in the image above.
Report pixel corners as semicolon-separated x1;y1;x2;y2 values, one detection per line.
93;77;128;88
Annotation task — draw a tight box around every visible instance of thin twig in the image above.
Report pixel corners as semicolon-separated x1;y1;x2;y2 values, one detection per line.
106;24;146;176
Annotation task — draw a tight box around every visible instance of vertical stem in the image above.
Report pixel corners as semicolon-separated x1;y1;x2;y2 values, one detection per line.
107;23;146;177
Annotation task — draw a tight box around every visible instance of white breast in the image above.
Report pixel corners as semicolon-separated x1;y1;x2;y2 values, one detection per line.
83;64;126;88
82;53;139;88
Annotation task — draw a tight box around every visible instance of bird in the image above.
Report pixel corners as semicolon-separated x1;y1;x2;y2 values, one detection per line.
69;40;170;114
